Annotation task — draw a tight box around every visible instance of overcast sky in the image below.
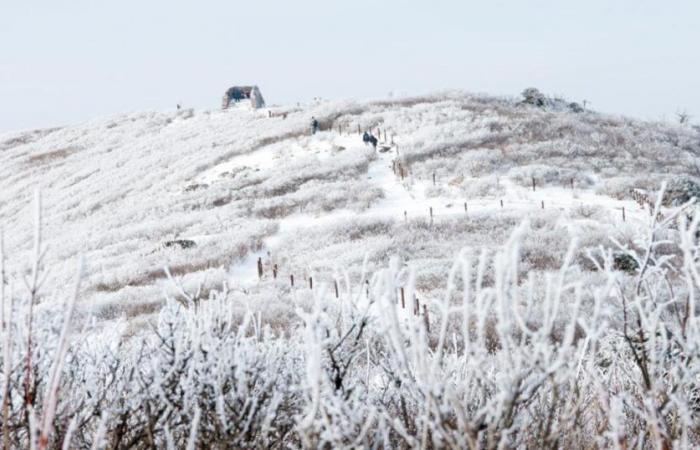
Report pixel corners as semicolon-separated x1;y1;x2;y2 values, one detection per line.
1;0;698;132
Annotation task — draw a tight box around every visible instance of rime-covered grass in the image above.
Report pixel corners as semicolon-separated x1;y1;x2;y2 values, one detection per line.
1;191;700;448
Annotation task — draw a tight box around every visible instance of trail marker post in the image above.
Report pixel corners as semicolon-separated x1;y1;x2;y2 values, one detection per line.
423;304;430;333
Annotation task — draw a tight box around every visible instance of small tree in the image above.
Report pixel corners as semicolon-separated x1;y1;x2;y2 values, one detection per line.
677;109;691;125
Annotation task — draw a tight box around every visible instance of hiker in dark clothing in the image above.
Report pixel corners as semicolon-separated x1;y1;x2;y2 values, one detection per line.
368;134;378;150
311;117;319;135
362;131;377;149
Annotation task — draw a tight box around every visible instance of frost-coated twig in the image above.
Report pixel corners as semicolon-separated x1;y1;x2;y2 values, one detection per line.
0;229;11;450
37;256;84;450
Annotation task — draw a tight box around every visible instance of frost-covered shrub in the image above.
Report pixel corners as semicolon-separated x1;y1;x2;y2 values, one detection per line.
3;195;700;448
596;175;665;199
664;177;700;206
460;175;505;198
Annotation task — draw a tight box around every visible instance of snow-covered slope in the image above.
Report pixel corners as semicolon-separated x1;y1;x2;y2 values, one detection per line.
0;92;698;324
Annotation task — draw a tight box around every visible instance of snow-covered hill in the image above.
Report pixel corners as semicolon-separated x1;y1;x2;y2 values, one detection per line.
1;92;698;325
4;92;700;448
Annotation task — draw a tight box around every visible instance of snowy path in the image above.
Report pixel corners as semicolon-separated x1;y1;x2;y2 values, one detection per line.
216;129;655;292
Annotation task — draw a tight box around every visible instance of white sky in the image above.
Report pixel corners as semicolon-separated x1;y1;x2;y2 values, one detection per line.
1;0;698;132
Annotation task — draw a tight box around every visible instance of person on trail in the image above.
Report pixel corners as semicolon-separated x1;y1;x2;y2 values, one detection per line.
369;134;378;150
362;131;377;150
311;117;319;135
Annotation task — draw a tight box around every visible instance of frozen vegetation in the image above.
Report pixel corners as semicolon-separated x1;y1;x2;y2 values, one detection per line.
1;91;700;447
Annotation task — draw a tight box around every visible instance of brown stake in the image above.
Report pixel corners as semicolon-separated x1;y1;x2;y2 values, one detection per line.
433;172;436;186
257;257;263;279
357;124;361;135
500;199;504;208
429;207;433;223
464;202;467;213
404;210;407;222
414;297;420;316
532;177;536;191
334;280;339;298
570;178;574;190
400;287;405;308
423;304;430;333
290;274;294;287
541;200;544;209
309;277;313;290
273;264;278;279
622;207;626;222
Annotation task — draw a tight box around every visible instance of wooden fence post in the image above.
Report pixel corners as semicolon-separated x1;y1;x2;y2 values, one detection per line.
423;304;430;333
257;257;263;279
500;199;504;208
309;277;313;290
414;297;419;316
273;264;278;279
290;274;294;287
400;287;405;309
334;280;339;298
622;207;626;222
532;177;536;192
